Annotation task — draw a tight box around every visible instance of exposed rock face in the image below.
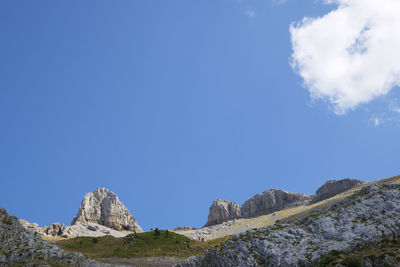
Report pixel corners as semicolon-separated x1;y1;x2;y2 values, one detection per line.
0;208;104;266
71;188;143;232
314;178;365;202
241;189;312;218
176;183;400;266
20;218;127;238
205;199;241;226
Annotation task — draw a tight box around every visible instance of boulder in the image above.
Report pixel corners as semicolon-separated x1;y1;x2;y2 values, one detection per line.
71;188;143;232
205;199;241;226
241;189;312;218
313;178;365;202
45;222;61;236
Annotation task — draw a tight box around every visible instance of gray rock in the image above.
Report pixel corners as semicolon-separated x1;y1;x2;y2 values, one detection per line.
87;225;97;231
205;199;241;226
175;183;400;267
0;208;105;266
45;222;61;236
241;189;312;218
71;188;143;232
314;178;365;202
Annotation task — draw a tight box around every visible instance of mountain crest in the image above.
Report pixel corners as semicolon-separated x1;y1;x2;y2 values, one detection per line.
72;187;142;232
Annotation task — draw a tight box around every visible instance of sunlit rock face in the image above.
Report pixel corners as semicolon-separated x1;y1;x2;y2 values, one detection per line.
205;199;241;226
71;188;143;232
241;189;312;218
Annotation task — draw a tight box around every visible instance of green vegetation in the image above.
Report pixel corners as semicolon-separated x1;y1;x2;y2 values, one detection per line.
342;257;362;267
316;238;400;266
56;230;229;258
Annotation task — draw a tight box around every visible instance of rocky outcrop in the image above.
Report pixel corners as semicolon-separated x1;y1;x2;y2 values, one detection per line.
313;178;365;202
241;189;312;218
205;199;241;226
71;188;143;232
0;208;104;266
176;183;400;266
20;218;129;238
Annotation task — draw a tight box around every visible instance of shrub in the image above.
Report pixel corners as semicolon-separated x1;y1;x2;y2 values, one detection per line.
342;257;362;267
154;228;160;236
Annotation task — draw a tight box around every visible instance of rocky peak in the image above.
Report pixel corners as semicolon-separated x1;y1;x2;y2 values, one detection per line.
205;199;241;226
241;189;312;218
71;188;142;232
313;178;365;202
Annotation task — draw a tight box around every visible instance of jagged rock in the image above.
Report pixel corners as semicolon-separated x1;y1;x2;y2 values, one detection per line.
45;222;61;236
205;199;241;226
175;183;400;266
313;178;365;202
0;208;104;266
241;189;312;218
71;188;143;232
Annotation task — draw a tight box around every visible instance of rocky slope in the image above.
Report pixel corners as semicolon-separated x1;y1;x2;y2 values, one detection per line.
176;183;400;266
205;199;241;226
313;178;365;203
72;188;143;232
205;178;363;227
20;219;129;238
0;208;104;266
241;189;312;218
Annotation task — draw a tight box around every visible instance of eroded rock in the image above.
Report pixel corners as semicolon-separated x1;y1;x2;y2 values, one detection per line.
0;208;104;266
314;178;365;202
241;189;312;218
71;188;143;232
205;199;241;226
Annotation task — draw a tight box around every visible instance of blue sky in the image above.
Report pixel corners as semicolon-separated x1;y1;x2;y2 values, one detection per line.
1;0;399;231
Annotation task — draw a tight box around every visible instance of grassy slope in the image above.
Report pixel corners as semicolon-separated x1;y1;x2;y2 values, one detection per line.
56;230;229;259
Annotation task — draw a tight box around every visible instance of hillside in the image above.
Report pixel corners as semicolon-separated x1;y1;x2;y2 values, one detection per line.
176;176;400;266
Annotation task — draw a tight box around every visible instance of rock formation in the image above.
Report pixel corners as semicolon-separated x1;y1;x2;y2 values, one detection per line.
0;208;104;266
176;183;400;266
71;188;143;232
205;199;241;226
313;178;365;202
241;189;312;218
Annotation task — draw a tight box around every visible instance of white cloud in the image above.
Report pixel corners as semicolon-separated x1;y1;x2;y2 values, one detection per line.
290;0;400;114
245;9;256;18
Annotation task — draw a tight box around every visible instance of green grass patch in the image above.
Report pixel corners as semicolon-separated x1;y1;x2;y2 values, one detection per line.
56;230;229;258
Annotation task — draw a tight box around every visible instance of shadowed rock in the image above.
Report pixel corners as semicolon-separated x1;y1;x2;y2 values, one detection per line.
0;208;104;266
205;199;241;226
313;178;365;202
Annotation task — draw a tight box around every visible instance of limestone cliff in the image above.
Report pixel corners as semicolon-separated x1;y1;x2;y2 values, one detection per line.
241;189;312;218
71;188;143;232
205;199;241;226
313;178;365;202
